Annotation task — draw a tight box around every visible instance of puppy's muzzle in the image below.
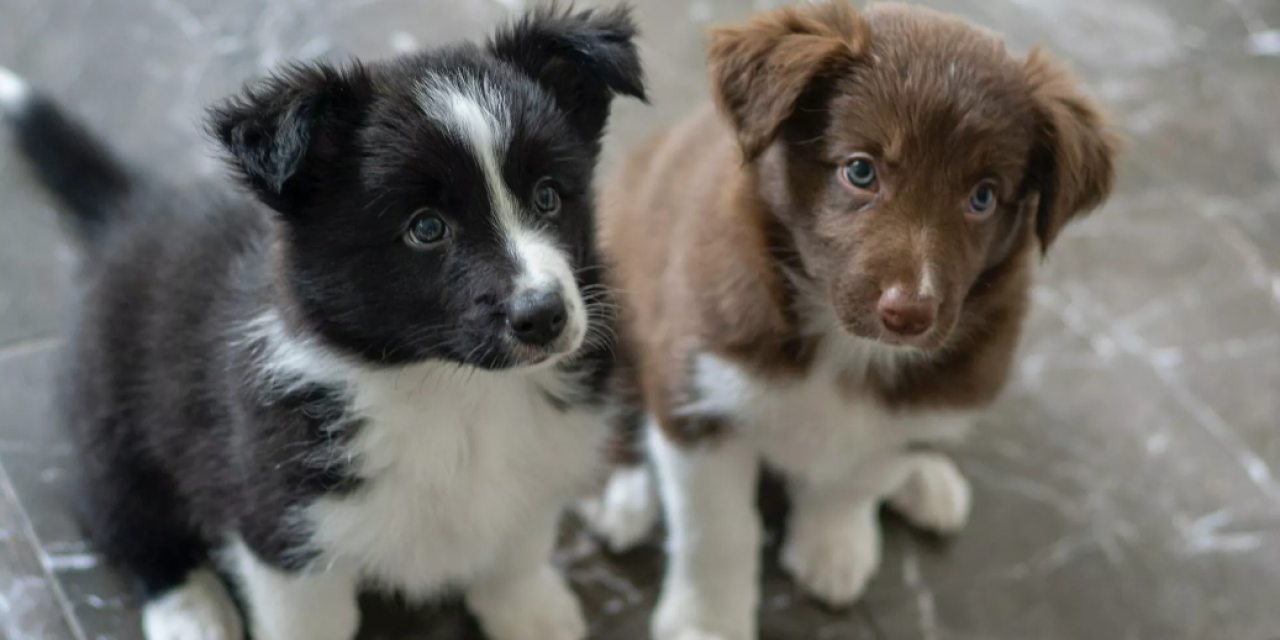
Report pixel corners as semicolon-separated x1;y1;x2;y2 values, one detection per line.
506;285;568;347
877;285;938;338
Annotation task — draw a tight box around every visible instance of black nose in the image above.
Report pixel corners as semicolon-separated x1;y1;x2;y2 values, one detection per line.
506;288;567;346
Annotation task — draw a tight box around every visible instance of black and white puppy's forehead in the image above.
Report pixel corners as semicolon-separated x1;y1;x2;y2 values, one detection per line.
363;54;592;213
358;55;598;278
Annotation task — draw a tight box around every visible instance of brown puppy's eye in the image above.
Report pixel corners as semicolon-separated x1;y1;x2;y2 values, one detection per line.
839;156;878;191
967;183;998;218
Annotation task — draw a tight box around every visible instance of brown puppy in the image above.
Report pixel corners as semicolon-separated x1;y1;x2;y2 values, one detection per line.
580;2;1119;639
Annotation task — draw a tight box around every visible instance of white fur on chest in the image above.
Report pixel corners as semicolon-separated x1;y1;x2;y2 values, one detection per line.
303;365;603;597
687;329;972;484
246;312;603;598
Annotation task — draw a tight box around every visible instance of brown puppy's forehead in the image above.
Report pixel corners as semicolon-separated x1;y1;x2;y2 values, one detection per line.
821;9;1037;182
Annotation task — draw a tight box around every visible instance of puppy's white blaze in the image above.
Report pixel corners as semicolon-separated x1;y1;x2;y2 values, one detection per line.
417;75;520;244
0;66;32;113
512;230;565;291
512;229;588;347
417;74;586;351
920;262;939;299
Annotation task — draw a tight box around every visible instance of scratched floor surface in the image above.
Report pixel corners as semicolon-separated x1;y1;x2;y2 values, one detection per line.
2;0;1279;638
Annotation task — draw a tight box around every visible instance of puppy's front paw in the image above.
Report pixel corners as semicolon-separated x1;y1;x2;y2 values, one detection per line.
467;566;586;640
142;569;244;640
889;454;972;535
576;465;659;553
782;504;880;607
652;579;755;640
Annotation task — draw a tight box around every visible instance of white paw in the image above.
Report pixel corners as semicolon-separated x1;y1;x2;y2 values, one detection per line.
782;505;880;607
651;579;755;640
468;566;586;640
576;465;659;552
889;455;972;534
142;569;244;640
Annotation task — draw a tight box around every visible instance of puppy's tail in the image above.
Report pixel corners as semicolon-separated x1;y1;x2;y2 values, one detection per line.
1;66;133;245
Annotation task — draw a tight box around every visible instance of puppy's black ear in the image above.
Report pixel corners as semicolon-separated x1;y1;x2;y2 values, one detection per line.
488;4;647;142
207;61;372;214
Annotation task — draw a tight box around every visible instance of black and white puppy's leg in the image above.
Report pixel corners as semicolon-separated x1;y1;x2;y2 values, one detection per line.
92;485;244;640
142;569;244;640
69;425;242;639
649;418;761;640
227;539;360;640
3;66;241;640
577;408;661;552
578;461;661;552
465;511;586;640
782;450;972;606
98;497;243;640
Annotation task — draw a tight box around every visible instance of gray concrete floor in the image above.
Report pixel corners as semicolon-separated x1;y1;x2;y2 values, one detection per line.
2;0;1280;638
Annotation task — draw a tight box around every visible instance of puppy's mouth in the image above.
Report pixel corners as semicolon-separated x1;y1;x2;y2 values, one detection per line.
869;326;944;351
840;316;936;352
503;326;586;369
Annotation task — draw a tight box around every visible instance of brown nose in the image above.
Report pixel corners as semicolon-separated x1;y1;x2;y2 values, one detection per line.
877;286;937;337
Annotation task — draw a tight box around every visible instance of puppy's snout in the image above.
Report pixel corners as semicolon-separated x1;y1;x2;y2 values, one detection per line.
877;285;937;337
506;287;567;347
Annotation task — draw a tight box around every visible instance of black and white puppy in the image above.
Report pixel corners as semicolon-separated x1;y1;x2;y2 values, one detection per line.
0;6;644;640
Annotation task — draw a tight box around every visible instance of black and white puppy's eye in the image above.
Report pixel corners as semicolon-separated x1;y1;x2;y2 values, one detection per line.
839;155;878;191
967;183;999;218
404;211;450;249
533;178;561;216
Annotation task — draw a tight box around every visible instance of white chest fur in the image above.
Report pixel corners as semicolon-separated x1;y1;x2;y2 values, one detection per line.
687;330;972;485
298;365;603;597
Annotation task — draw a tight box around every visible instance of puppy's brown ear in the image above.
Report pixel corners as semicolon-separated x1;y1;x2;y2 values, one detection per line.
1023;47;1121;253
707;1;866;161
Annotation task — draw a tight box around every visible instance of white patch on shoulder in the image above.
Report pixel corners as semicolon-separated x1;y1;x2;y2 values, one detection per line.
236;312;349;394
0;66;32;113
242;311;606;600
141;569;243;640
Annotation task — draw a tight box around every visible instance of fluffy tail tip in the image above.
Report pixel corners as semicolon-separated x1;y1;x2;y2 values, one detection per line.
0;66;33;115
